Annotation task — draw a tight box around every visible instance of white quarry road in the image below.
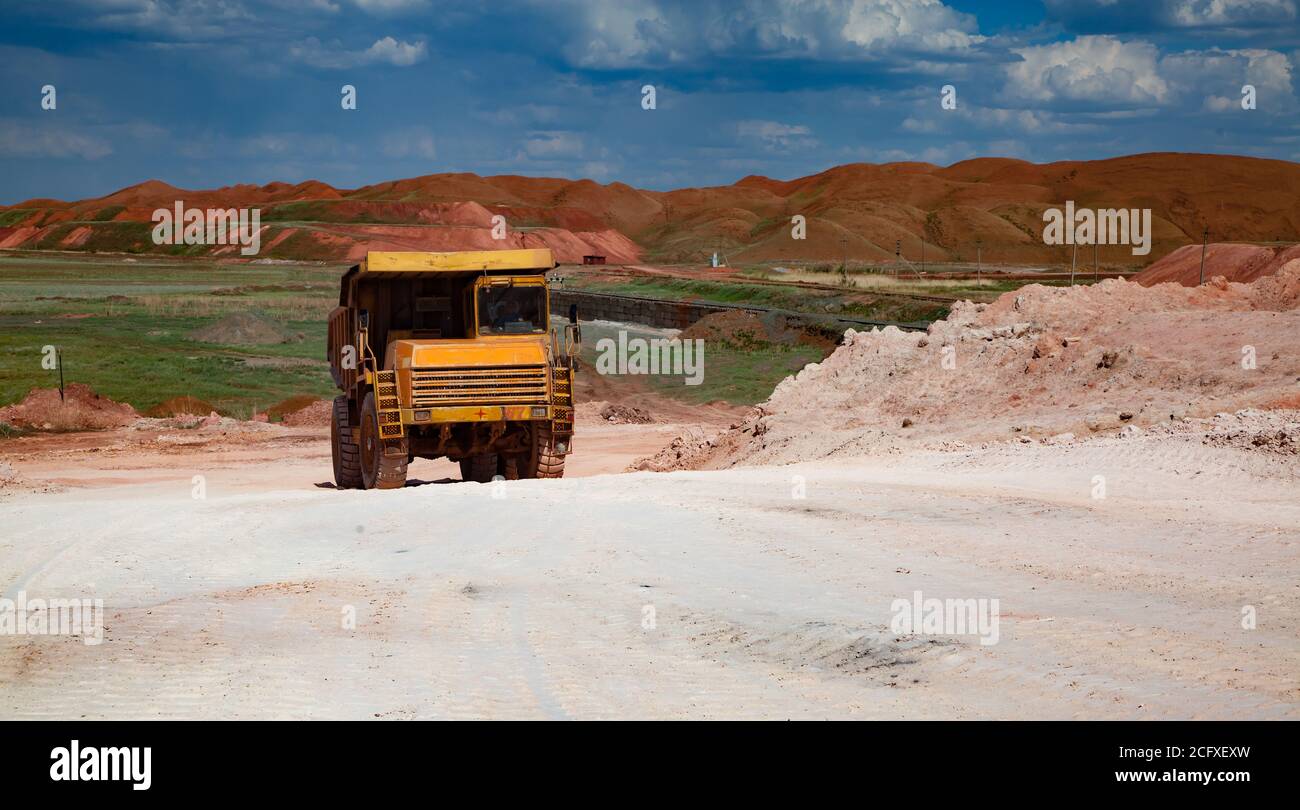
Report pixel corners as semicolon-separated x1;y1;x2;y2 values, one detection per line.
1;431;1296;720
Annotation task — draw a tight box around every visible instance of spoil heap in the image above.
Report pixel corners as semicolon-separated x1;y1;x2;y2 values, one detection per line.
639;264;1300;470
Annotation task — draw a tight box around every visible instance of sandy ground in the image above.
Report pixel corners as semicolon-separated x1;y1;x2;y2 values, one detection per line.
1;418;1296;719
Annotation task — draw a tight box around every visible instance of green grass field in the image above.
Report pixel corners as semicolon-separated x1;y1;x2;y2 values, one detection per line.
571;320;826;406
738;264;1106;300
565;275;950;324
0;254;835;415
0;254;345;416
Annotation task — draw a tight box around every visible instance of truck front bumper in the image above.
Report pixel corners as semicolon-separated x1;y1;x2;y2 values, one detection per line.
401;405;552;425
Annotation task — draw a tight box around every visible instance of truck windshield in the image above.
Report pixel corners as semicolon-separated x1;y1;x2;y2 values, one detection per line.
477;284;547;335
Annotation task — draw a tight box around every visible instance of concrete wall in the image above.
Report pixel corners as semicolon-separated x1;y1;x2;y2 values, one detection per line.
550;290;723;330
549;288;926;333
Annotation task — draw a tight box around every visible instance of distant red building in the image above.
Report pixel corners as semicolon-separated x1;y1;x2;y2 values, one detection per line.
582;255;606;265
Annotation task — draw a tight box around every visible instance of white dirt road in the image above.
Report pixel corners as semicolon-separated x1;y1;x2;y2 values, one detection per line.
1;421;1297;719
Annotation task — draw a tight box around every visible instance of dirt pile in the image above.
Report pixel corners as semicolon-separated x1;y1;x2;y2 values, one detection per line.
639;264;1300;470
681;311;776;348
146;396;218;417
679;309;835;350
264;395;321;422
0;384;138;431
188;311;298;345
1182;409;1300;456
597;403;654;424
1134;243;1300;286
280;399;331;426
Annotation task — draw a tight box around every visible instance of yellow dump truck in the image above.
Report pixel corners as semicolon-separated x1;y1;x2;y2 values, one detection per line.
327;249;578;489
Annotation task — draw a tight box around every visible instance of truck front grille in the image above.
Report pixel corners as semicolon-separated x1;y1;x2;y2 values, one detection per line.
411;365;549;407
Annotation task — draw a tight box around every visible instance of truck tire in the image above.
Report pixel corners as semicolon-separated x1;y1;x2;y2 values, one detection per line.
331;395;363;489
359;391;407;490
526;423;566;479
459;453;499;483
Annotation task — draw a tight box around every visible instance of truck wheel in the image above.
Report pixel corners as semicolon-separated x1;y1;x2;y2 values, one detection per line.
499;455;522;480
359;391;408;490
459;453;498;483
526;423;566;479
331;395;362;489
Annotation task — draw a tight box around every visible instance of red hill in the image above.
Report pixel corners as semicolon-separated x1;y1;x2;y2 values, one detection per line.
2;153;1297;269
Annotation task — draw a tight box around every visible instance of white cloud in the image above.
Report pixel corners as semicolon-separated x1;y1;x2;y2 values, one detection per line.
901;116;939;133
0;119;112;160
1045;0;1298;30
363;36;427;66
553;0;984;69
866;142;974;164
841;0;983;52
380;128;436;159
1004;32;1295;115
520;131;585;159
76;0;257;40
230;132;347;159
1168;0;1296;27
289;35;427;68
1161;47;1295;112
904;105;1090;135
737;120;817;152
351;0;428;12
580;161;619;181
1005;35;1169;105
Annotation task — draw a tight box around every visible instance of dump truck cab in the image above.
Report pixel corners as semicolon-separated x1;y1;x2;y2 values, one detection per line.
328;249;578;489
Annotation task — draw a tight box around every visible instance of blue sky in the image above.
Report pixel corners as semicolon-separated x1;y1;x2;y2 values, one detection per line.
1;0;1297;204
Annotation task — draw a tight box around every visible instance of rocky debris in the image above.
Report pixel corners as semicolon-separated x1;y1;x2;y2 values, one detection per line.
630;427;714;472
1185;409;1299;455
599;403;654;424
638;263;1300;470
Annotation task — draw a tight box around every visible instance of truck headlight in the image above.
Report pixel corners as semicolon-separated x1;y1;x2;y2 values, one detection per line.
530;407;548;418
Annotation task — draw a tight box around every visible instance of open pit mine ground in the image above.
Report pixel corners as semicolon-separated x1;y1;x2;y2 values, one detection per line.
0;253;1296;720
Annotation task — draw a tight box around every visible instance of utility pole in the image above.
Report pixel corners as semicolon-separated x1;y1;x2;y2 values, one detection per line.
57;348;65;402
1199;226;1209;286
840;236;848;285
1070;243;1077;285
1093;239;1098;282
976;239;982;285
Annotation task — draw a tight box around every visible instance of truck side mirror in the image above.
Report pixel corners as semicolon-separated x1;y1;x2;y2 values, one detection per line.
359;309;369;329
568;304;578;325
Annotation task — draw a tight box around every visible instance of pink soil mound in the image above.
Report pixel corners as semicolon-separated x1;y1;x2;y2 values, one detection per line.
1134;243;1300;286
640;262;1300;470
0;384;139;431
